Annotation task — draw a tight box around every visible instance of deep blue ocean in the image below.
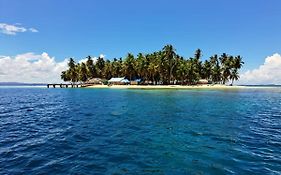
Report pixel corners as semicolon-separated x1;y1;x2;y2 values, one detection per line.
0;87;281;174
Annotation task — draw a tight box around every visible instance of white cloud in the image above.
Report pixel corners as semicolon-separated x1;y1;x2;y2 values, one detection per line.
0;52;68;83
0;52;106;83
239;53;281;85
0;23;38;35
79;58;88;64
29;28;39;33
99;54;105;58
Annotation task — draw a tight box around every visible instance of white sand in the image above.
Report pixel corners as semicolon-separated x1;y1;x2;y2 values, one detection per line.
85;84;248;89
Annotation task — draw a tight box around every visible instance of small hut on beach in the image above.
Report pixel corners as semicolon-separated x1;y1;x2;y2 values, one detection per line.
81;78;103;87
130;79;142;85
86;78;102;85
197;79;209;84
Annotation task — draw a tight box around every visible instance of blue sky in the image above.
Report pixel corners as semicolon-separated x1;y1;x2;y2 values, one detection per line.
1;0;281;83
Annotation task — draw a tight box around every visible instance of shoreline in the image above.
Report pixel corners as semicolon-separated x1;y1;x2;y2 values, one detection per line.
85;84;249;89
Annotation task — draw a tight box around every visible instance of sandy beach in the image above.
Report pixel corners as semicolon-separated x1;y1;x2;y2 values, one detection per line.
85;84;248;89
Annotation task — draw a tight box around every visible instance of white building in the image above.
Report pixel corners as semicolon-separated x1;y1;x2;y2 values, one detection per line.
108;77;130;85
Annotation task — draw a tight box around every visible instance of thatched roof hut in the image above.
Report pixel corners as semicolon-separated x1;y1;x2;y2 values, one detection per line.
198;79;209;84
86;78;102;84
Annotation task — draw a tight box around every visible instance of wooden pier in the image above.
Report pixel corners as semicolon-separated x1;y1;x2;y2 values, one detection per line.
47;84;82;88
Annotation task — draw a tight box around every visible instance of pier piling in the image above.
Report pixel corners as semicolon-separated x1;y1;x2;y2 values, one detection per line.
47;84;82;88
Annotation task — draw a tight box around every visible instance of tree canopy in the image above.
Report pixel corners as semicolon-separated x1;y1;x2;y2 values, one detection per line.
61;45;244;85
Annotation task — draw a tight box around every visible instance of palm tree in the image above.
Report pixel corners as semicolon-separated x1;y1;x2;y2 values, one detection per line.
79;62;88;82
110;58;123;77
103;60;112;80
234;55;244;69
194;49;202;60
86;56;96;79
123;53;135;80
220;53;228;65
229;68;240;85
135;53;143;77
176;59;188;85
210;55;221;84
186;58;200;84
194;49;203;78
61;70;70;82
148;61;159;84
96;57;105;78
220;54;231;84
202;60;212;80
68;58;76;69
67;58;79;83
162;44;176;84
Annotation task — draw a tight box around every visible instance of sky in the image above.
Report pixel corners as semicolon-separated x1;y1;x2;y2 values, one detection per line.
0;0;281;84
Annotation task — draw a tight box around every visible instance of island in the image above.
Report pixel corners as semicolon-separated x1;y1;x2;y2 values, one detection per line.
59;45;244;89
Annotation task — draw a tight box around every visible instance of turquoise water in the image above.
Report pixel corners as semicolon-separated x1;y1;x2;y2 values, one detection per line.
0;87;281;174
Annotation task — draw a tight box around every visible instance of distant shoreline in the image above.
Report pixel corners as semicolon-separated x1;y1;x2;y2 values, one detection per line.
1;83;280;89
0;82;46;86
84;84;281;89
85;84;251;89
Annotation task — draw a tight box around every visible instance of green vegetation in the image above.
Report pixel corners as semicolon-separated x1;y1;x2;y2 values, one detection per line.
61;45;244;85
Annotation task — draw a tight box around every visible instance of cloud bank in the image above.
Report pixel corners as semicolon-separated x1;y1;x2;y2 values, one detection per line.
0;52;279;84
0;53;68;83
0;52;105;83
239;53;281;85
0;23;38;35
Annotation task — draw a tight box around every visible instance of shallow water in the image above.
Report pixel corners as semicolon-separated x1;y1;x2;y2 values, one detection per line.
0;87;281;174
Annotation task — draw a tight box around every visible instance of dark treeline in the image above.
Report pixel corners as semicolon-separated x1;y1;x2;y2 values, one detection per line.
61;45;244;85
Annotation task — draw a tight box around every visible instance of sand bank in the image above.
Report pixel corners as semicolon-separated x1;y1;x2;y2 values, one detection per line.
85;84;248;89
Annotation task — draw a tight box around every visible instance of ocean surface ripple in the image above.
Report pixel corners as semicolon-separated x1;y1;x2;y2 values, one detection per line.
0;87;281;174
